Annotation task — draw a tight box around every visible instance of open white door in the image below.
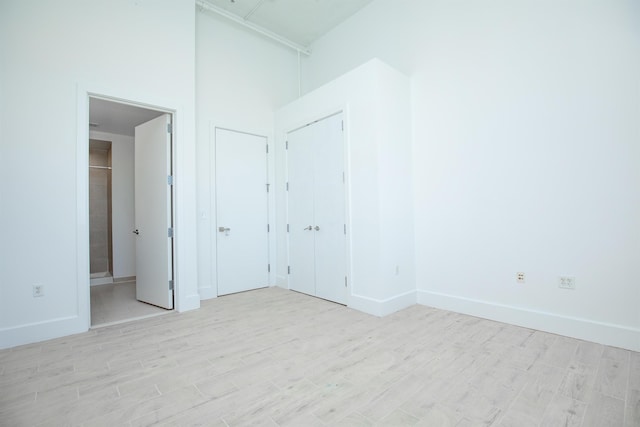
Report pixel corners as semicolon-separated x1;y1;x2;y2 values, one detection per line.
215;128;269;296
134;114;173;309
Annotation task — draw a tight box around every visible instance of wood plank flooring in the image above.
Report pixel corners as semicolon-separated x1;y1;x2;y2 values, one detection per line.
0;287;638;426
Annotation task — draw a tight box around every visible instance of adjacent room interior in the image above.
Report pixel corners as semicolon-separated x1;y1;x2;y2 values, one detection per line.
88;98;173;326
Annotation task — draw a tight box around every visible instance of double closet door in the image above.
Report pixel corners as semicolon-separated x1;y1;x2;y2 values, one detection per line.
287;113;347;305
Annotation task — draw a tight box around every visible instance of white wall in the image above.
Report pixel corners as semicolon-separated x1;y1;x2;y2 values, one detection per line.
276;59;416;316
195;10;298;298
302;0;640;350
90;131;136;280
0;0;199;348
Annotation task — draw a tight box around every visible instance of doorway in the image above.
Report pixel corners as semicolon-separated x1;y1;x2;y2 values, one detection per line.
88;97;175;326
287;112;348;304
214;127;270;296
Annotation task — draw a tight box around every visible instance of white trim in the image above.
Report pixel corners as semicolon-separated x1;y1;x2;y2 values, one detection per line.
76;85;91;332
204;120;217;301
348;290;417;317
275;275;288;289
180;293;202;312
284;109;351;306
79;89;181;314
207;123;274;299
417;290;640;352
198;286;217;300
0;316;86;350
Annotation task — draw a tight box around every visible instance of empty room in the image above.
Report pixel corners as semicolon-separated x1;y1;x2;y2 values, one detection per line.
0;0;638;426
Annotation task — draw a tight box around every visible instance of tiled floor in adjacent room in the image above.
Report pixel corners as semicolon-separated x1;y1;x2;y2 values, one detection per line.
90;281;171;327
1;287;638;426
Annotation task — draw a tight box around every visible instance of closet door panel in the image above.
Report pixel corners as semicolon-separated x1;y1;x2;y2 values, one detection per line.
313;114;347;304
287;125;316;296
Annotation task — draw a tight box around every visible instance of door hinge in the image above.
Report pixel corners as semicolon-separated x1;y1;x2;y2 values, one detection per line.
168;175;174;185
268;264;271;273
267;224;270;233
287;224;290;232
167;123;172;134
345;276;348;287
266;183;270;193
344;224;347;235
168;227;174;238
286;182;289;191
342;172;345;183
169;280;174;291
266;144;269;154
286;141;289;150
288;266;291;274
341;120;344;131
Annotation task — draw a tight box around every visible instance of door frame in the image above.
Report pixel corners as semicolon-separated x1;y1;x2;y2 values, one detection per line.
284;110;351;305
206;123;276;300
77;90;177;329
213;127;270;296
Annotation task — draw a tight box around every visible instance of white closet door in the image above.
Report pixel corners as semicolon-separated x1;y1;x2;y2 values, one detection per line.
313;113;346;304
215;128;269;296
287;113;346;304
287;124;316;296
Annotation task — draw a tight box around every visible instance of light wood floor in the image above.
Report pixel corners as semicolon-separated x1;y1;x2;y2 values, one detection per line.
91;281;171;327
0;287;638;426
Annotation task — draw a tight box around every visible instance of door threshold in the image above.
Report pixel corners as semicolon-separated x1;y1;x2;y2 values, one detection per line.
90;310;173;329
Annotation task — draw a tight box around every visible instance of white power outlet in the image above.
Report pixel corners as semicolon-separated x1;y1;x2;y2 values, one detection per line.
516;272;525;284
33;284;44;297
558;276;576;290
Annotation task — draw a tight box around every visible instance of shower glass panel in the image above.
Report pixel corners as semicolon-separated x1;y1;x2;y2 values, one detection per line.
89;140;113;278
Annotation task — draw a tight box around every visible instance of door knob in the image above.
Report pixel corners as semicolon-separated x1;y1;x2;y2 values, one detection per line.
314;226;320;231
303;225;313;230
218;227;230;232
132;229;139;235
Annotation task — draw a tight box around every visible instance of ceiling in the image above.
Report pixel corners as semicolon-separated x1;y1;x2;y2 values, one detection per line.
200;0;373;47
89;98;165;137
91;1;374;135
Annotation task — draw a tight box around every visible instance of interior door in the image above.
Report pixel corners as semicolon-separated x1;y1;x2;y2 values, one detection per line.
134;114;173;309
215;128;269;296
287;124;316;296
287;113;347;303
313;113;347;304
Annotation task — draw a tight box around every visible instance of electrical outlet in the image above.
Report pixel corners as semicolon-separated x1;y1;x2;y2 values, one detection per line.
33;284;44;297
558;276;576;290
516;272;525;284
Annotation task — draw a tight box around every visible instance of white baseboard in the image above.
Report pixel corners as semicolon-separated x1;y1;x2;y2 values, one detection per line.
198;286;217;300
0;315;87;350
113;276;136;283
178;293;201;312
349;290;416;317
275;275;288;289
90;277;113;286
417;290;640;352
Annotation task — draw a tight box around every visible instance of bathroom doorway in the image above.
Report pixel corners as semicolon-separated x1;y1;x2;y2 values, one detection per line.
88;97;174;326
